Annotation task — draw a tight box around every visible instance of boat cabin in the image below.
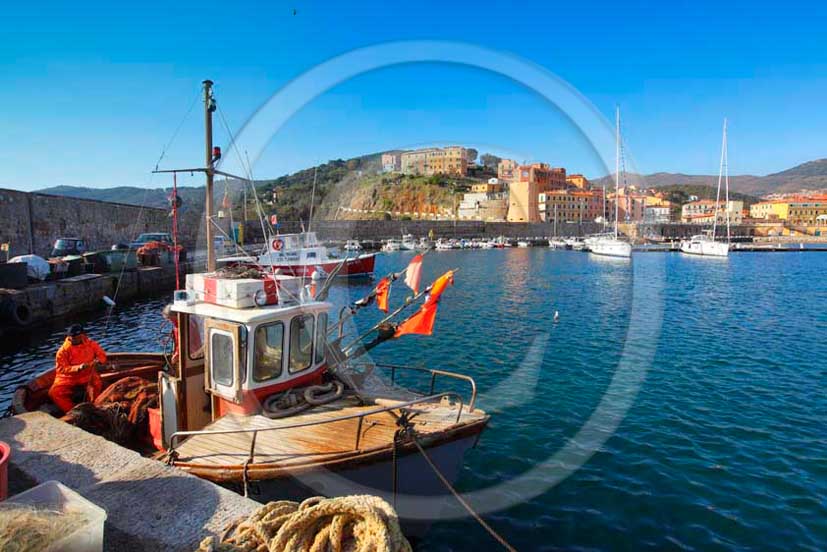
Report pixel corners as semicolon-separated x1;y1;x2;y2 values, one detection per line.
160;286;332;448
259;232;333;266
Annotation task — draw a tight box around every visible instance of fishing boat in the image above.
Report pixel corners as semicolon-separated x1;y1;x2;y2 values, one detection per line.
12;80;490;537
680;119;731;258
244;232;376;277
434;239;453;251
589;107;632;259
517;240;530;248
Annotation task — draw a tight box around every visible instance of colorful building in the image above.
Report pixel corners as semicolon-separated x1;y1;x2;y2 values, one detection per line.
539;189;603;223
497;159;519;182
381;152;402;172
400;146;469;177
750;196;827;225
566;174;590;189
681;200;743;224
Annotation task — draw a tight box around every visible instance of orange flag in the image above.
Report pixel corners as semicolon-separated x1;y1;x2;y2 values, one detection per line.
395;271;454;337
375;277;390;313
404;254;423;294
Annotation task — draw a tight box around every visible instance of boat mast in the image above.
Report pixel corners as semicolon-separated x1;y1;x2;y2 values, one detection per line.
203;80;217;272
614;106;620;240
723;119;731;244
712;117;726;242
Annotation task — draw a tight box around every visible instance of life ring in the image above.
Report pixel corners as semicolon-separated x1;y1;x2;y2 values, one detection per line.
272;238;284;251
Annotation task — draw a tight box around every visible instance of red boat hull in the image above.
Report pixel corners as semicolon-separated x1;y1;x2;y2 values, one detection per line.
262;254;376;278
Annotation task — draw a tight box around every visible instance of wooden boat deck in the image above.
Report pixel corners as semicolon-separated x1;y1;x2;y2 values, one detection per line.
174;397;486;468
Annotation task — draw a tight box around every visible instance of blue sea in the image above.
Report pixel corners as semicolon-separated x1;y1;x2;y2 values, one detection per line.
2;249;825;551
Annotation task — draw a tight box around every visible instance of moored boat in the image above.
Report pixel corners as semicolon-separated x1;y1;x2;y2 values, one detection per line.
679;118;732;258
12;80;489;538
241;232;376;277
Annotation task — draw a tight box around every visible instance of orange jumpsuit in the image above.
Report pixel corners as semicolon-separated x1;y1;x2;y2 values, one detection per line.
48;336;106;413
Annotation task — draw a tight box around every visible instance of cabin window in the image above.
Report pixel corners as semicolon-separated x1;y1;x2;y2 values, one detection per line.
306;252;317;259
315;313;327;364
188;315;205;360
254;322;284;382
211;332;234;386
288;314;315;373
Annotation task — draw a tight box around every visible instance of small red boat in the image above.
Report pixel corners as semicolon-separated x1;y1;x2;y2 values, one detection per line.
223;232;376;278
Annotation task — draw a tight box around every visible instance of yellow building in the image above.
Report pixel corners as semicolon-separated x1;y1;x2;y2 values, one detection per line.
400;146;469;177
566;174;590;189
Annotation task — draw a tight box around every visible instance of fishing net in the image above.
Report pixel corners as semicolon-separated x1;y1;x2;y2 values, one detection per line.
0;504;87;552
62;376;158;448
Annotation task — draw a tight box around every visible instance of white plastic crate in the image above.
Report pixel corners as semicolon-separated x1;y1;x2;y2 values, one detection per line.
5;480;107;552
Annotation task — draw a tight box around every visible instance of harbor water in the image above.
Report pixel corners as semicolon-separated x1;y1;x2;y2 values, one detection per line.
1;249;825;551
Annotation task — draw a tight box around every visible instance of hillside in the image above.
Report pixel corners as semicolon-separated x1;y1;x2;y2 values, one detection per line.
592;158;827;196
29;156;827;222
36;180;252;210
255;153;480;221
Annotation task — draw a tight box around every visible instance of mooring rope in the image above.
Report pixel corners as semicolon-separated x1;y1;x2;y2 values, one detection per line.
196;495;412;552
409;432;517;552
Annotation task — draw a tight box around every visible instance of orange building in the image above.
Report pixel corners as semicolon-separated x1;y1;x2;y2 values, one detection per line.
497;159;519;182
566;174;590;189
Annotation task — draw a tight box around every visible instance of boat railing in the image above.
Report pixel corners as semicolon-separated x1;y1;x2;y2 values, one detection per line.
369;363;477;412
167;391;467;459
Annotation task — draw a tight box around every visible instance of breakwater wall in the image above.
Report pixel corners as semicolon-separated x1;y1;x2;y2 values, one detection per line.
242;220;607;241
239;220;760;241
0;188;168;257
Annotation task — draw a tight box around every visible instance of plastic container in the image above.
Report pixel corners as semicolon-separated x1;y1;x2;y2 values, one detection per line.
5;481;107;551
0;441;9;500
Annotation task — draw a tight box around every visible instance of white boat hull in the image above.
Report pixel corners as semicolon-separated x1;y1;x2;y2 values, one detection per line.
589;239;632;258
679;239;730;257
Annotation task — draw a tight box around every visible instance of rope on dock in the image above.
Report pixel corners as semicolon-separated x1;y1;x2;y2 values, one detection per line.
195;495;411;552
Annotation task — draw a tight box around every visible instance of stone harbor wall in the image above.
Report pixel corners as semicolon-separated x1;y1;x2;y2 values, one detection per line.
0;188;215;258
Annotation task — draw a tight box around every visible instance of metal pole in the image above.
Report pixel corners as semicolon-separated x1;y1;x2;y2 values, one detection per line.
204;79;216;272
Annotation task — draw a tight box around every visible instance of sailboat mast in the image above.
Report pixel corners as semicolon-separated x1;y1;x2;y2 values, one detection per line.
724;119;731;243
614;107;620;239
712;118;726;242
204;79;216;272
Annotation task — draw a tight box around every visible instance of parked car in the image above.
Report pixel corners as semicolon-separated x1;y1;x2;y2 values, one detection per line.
50;238;87;257
129;232;174;250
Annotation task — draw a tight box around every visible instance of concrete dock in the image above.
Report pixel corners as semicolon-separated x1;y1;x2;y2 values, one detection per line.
1;412;258;551
0;265;183;331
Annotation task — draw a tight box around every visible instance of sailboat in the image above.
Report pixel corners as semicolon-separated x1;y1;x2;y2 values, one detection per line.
680;119;731;257
589;107;633;259
12;80;489;537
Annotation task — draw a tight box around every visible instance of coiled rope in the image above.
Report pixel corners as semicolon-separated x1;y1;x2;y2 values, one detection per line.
195;495;412;552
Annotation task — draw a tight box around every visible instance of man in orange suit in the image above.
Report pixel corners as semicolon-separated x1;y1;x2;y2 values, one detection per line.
49;324;106;413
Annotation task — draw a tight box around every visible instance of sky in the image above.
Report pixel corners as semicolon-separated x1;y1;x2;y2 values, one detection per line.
2;0;827;191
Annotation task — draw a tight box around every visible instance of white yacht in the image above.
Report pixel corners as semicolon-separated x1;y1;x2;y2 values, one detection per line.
680;118;731;258
590;107;632;259
343;239;362;252
382;239;401;252
400;233;417;251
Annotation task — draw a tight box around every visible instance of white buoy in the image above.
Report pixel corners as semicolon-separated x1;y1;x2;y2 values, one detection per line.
553;310;559;323
102;296;116;307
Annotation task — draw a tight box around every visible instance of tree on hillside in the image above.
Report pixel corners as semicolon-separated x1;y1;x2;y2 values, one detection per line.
465;148;479;163
480;153;502;170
